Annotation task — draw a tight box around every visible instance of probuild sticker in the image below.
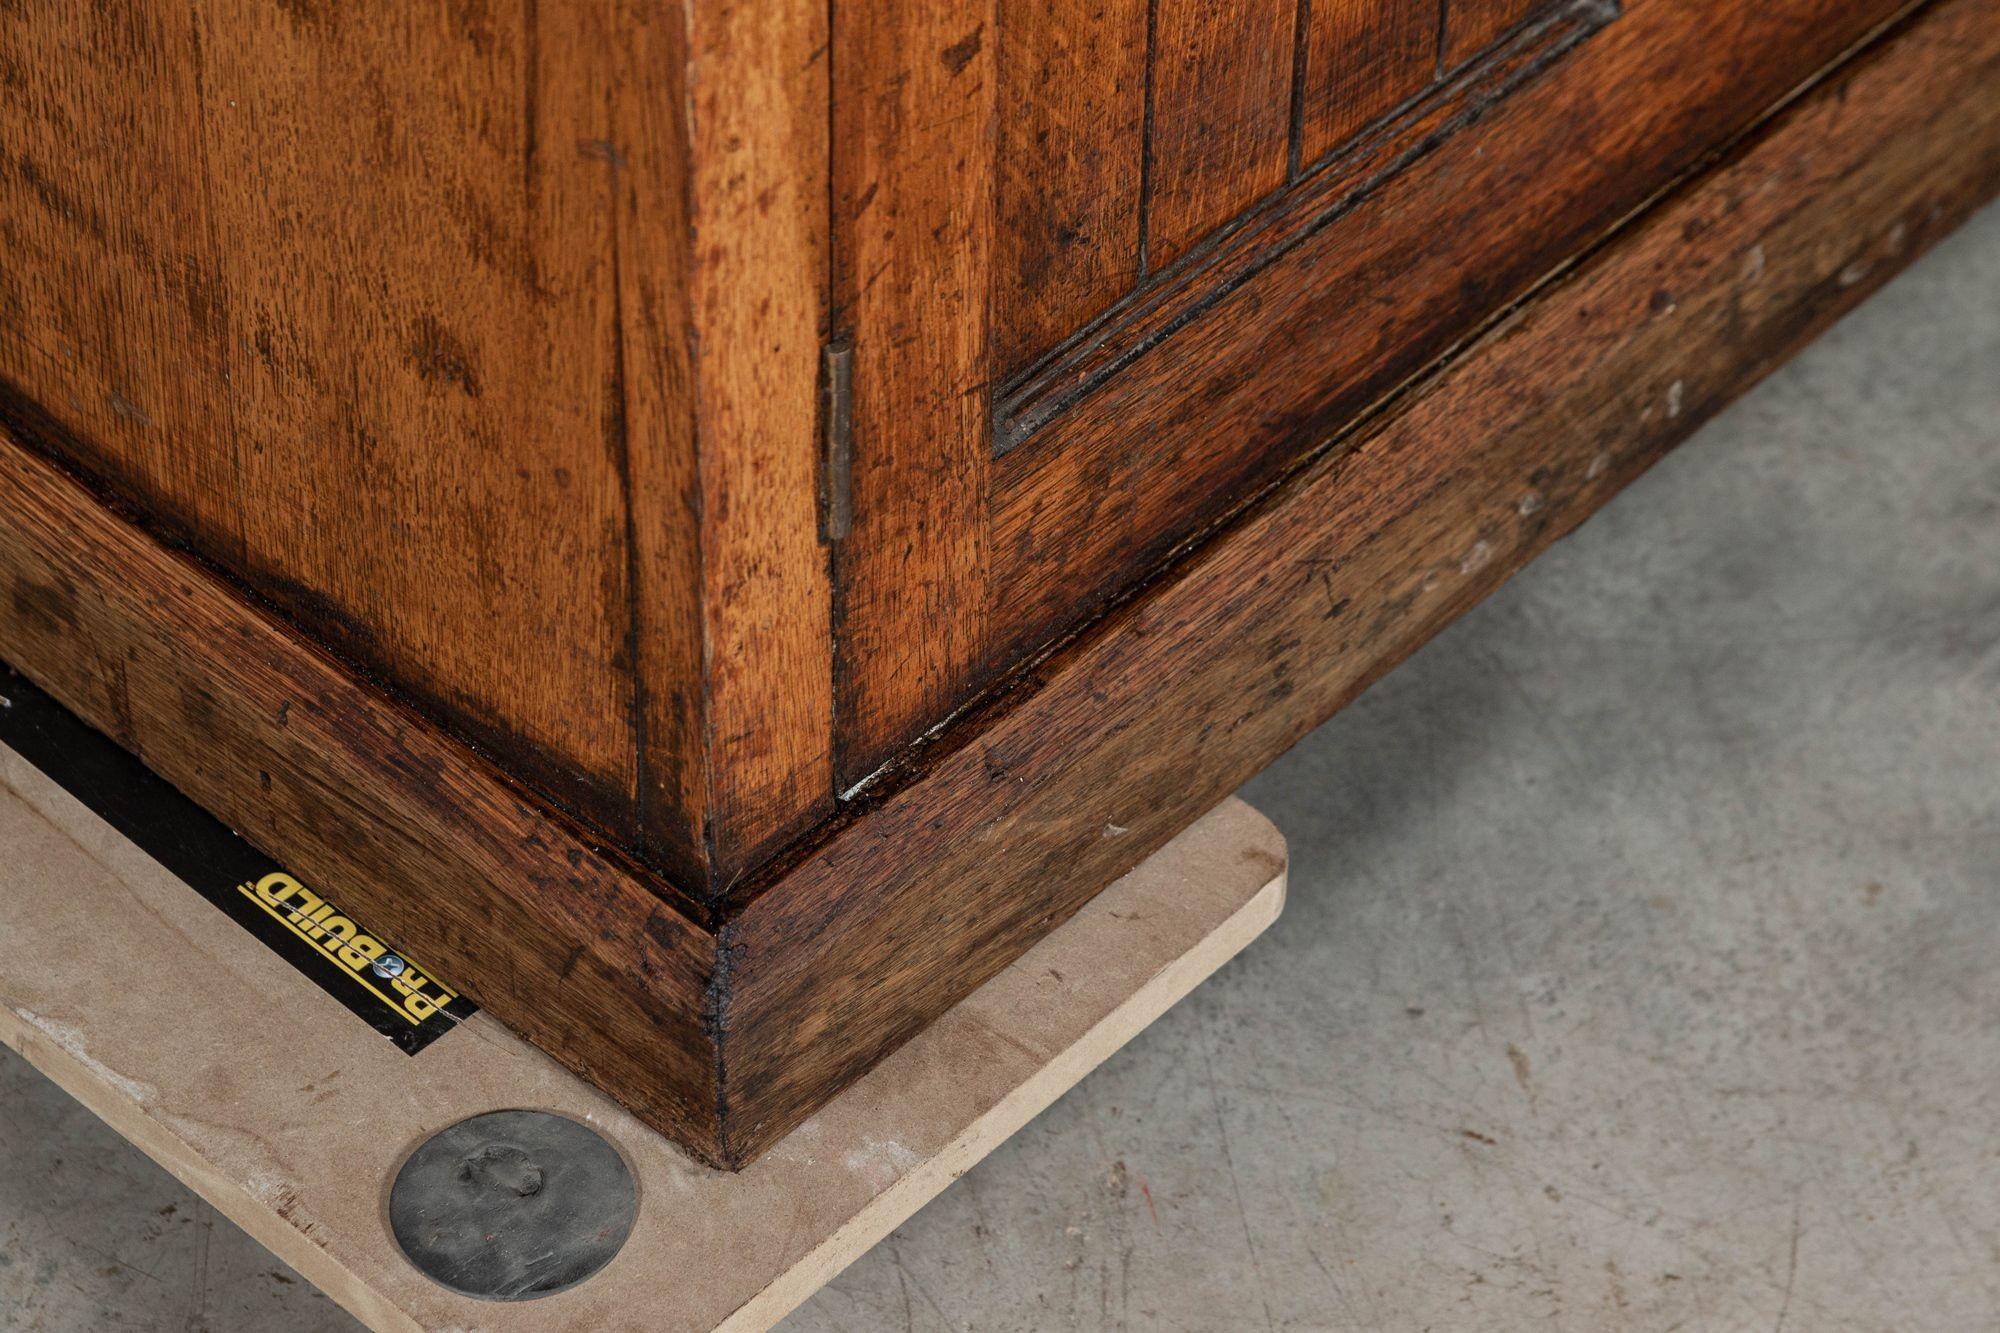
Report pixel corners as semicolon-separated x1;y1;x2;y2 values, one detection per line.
0;663;476;1053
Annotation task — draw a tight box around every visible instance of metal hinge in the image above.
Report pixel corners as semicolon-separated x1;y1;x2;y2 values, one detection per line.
820;338;853;542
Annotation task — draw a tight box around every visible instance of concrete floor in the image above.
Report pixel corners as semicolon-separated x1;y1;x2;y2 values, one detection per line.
3;202;1996;1332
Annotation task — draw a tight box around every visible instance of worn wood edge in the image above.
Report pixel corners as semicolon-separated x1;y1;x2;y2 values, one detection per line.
711;0;2000;1161
606;0;712;897
0;734;1283;1333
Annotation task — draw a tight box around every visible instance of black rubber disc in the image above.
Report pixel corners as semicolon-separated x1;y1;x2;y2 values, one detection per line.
388;1109;637;1300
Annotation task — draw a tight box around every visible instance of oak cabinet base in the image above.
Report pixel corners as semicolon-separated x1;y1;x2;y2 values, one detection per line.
1;0;1995;1165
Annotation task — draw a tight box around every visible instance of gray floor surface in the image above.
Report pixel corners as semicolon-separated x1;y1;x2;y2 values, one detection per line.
3;202;1995;1332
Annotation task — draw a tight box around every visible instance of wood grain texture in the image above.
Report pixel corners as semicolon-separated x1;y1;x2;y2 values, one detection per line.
985;0;1908;688
598;0;709;885
1444;0;1551;70
680;0;836;886
0;0;832;898
716;0;2000;1158
0;1;682;861
1144;0;1301;271
0;4;243;563
1298;0;1443;166
830;0;999;789
0;435;727;1160
993;0;1150;378
993;3;1603;454
192;1;659;844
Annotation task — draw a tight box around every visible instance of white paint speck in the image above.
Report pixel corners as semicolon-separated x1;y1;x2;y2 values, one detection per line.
1666;380;1685;419
17;1011;156;1106
843;1136;922;1191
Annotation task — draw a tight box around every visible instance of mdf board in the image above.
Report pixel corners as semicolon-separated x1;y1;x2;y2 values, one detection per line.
3;0;1996;1166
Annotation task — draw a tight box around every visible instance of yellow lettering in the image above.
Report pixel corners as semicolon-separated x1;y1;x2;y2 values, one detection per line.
253;872;306;909
343;935;386;971
317;916;360;967
286;890;326;930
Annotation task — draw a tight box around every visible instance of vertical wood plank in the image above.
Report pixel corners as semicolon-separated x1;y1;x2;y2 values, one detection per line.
993;0;1150;378
680;0;835;883
599;0;710;884
1144;0;1299;271
831;0;998;790
1442;0;1548;71
1298;0;1443;167
0;1;243;551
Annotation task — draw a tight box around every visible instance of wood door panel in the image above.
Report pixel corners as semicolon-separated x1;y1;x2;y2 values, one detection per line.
981;0;1909;684
994;0;1150;379
991;0;1509;382
839;0;1918;800
1144;0;1300;271
1299;0;1444;167
1445;0;1552;70
830;0;999;788
992;3;1597;454
842;0;1565;774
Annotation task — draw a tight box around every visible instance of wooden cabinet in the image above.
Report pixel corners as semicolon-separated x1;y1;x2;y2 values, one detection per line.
3;0;1994;1164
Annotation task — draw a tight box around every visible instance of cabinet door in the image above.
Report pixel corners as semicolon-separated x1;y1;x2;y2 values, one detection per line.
829;0;1903;787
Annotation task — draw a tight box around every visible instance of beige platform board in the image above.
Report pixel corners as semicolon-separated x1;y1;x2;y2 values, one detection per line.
0;743;1284;1333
